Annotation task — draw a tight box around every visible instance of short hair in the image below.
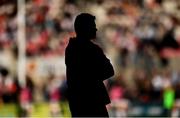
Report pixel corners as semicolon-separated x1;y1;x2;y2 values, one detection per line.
74;13;96;34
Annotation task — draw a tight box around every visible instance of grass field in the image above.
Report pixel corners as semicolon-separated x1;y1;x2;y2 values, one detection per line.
0;101;71;117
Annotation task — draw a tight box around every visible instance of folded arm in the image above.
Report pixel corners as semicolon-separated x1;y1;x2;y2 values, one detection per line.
94;46;114;80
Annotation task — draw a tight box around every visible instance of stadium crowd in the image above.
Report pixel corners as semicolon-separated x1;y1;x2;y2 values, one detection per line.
0;0;180;117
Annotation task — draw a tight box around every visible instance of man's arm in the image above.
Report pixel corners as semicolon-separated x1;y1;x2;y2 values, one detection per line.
94;45;114;80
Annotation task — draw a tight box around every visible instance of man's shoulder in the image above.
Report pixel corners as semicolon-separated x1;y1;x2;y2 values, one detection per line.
68;37;76;45
66;38;76;49
90;41;103;53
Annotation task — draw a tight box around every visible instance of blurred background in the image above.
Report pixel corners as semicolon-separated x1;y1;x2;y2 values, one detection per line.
0;0;180;117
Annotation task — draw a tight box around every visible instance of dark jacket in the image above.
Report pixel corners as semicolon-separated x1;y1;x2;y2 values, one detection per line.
65;38;114;107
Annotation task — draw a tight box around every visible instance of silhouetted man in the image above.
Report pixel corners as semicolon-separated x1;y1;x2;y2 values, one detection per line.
65;13;114;117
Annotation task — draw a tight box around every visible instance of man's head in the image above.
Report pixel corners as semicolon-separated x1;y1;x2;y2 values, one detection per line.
74;13;97;40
